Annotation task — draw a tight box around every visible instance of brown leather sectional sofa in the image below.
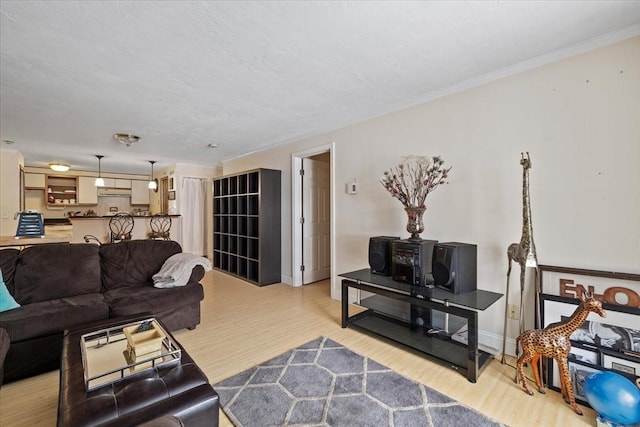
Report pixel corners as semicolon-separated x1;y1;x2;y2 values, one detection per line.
0;240;206;384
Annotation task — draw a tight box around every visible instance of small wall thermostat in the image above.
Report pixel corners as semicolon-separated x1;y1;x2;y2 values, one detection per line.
346;181;358;194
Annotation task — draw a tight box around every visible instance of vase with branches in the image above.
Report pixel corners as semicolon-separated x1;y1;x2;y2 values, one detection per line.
381;155;451;240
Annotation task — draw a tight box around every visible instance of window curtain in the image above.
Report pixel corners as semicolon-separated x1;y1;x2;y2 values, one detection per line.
181;177;206;255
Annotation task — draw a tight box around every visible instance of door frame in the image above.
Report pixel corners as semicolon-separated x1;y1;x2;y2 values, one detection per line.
291;143;336;298
160;176;169;213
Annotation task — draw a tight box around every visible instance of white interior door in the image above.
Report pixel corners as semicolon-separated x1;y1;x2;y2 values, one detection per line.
302;158;331;284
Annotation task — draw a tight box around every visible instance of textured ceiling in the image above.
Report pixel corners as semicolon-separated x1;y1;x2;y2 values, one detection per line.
1;1;639;174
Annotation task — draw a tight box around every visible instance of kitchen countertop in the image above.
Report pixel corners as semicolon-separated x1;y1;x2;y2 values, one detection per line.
0;236;70;247
67;214;182;244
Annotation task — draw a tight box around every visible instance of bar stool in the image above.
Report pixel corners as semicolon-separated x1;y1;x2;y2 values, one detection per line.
148;213;171;240
109;212;134;242
83;212;134;245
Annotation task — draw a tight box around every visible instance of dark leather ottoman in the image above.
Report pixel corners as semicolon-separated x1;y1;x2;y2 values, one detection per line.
58;315;219;427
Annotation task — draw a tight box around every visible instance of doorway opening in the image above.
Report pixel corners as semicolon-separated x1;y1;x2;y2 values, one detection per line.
160;177;169;213
291;143;336;298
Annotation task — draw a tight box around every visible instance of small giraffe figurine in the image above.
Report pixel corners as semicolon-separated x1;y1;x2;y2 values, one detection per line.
515;292;606;415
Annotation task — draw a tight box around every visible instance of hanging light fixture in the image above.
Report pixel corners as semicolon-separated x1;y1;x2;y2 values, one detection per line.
148;160;158;191
49;163;70;172
95;155;105;187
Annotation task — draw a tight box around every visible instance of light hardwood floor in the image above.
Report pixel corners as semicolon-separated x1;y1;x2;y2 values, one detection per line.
0;270;595;426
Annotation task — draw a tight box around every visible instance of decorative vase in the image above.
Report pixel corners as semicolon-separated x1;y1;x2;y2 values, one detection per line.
404;206;426;241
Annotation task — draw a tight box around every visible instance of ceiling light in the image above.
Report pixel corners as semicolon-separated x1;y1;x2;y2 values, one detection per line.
148;160;158;191
49;163;70;172
95;155;104;187
113;133;140;147
208;143;219;148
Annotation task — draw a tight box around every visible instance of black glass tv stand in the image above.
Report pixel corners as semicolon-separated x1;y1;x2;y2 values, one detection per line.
340;268;503;382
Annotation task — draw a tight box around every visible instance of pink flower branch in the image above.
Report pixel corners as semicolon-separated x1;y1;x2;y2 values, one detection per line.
381;155;451;208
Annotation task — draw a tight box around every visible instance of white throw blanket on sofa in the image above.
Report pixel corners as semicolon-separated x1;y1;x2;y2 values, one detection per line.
153;253;212;288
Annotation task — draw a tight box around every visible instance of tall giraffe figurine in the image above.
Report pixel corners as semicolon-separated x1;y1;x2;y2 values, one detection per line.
515;292;606;415
501;152;541;364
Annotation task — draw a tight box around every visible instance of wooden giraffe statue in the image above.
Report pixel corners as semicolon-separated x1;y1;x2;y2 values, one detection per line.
515;292;606;415
501;152;541;364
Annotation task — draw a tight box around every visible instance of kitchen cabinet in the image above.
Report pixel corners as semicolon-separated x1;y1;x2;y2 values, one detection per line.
24;173;45;189
131;180;150;205
114;179;131;189
101;178;115;188
77;176;98;205
46;175;77;206
101;178;131;188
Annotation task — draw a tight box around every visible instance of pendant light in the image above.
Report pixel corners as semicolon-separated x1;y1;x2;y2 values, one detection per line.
95;155;105;187
148;161;158;191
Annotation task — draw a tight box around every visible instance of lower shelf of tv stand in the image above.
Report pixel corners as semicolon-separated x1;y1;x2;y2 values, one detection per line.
347;310;493;382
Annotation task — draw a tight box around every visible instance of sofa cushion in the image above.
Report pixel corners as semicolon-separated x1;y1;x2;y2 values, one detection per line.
0;269;20;312
0;293;109;342
0;249;20;295
13;243;101;305
103;282;204;318
100;240;182;290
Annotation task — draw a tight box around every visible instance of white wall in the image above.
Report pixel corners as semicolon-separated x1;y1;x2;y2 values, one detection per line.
0;149;24;236
223;37;640;348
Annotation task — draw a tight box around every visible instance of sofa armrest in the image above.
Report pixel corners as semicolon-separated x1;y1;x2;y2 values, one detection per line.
187;265;205;284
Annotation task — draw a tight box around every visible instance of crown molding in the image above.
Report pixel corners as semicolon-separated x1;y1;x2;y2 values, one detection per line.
409;24;640;108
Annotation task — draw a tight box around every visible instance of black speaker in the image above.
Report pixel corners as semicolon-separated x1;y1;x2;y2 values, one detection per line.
368;236;400;275
410;302;431;332
432;242;477;294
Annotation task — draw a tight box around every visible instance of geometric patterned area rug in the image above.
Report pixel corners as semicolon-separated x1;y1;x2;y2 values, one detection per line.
213;337;506;427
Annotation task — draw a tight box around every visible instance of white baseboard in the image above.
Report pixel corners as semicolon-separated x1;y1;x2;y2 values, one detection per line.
280;274;293;285
479;329;516;357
